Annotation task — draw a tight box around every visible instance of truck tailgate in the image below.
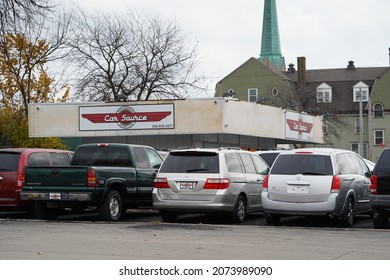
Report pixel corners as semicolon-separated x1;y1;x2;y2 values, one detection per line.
23;166;89;189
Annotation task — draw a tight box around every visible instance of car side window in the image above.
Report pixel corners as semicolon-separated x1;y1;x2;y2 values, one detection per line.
29;152;50;165
239;153;257;174
145;148;163;169
251;154;269;174
357;156;370;176
133;147;150;169
336;153;362;174
225;153;243;173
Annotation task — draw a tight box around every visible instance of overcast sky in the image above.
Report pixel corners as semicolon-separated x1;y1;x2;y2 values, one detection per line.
64;0;390;97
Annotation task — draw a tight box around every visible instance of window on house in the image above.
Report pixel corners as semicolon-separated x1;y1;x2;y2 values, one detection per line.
316;83;332;103
351;143;368;158
248;88;258;103
373;103;384;117
353;87;369;102
354;117;363;134
374;130;384;146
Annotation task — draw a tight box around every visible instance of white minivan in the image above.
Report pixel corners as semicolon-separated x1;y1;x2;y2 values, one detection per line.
261;148;372;227
153;147;269;223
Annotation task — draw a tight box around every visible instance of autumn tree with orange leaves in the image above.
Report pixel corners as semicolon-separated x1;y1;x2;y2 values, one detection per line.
0;32;69;148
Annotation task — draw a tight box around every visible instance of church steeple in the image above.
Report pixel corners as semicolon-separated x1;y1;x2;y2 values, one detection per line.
259;0;285;70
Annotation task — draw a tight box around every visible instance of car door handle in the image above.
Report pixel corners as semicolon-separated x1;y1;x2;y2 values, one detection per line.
343;177;355;182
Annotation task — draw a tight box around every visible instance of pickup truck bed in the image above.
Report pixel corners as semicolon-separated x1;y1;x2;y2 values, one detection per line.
20;143;163;221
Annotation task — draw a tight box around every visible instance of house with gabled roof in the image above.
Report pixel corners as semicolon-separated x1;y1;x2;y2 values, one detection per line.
215;56;390;161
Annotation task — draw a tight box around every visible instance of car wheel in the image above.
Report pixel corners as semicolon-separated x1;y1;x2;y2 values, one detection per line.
373;208;388;229
159;210;178;223
34;202;59;220
264;213;281;225
339;197;354;227
231;195;247;223
99;190;122;221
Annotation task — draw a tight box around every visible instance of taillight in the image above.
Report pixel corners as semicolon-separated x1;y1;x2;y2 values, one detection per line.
87;168;97;187
331;175;341;193
154;178;169;188
370;175;378;195
204;178;230;189
262;174;269;191
18;169;25;188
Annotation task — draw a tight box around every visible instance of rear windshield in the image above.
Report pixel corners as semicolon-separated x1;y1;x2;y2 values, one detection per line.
71;146;133;167
271;154;333;175
374;150;390;177
159;151;219;173
0;152;20;171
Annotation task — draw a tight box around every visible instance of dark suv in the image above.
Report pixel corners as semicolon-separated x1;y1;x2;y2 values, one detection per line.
370;147;390;228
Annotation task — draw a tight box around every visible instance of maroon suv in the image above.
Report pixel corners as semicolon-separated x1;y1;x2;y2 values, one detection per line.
0;148;73;209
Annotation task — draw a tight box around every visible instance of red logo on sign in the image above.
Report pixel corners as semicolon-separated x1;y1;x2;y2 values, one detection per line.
286;120;313;133
82;106;172;129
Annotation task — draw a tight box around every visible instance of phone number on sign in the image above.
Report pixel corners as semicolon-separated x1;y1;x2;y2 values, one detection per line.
152;124;174;128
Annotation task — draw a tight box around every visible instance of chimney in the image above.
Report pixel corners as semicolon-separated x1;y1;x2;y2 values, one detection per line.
297;57;306;87
287;63;296;73
347;60;355;70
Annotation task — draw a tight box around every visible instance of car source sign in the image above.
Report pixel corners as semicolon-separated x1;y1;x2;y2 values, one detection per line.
285;111;314;141
79;104;174;131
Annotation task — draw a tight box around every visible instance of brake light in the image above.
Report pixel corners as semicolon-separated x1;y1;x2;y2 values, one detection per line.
97;144;110;147
295;151;313;154
154;178;169;188
204;178;230;189
87;168;97;187
370;175;378;195
262;174;269;191
18;169;25;188
331;175;341;193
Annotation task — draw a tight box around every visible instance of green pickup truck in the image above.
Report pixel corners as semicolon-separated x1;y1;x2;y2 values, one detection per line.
20;143;163;221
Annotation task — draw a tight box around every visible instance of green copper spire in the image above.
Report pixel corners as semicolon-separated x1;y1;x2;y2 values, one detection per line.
259;0;285;70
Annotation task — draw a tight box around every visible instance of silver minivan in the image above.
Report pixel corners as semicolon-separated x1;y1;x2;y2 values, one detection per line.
261;148;372;227
153;148;269;223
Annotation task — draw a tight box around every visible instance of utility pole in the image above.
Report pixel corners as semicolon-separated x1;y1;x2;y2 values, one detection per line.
359;88;364;157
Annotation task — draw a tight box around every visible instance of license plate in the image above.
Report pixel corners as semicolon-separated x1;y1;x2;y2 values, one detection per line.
287;185;308;193
49;193;61;199
179;182;195;190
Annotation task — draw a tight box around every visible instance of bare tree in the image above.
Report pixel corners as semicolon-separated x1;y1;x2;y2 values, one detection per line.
0;0;53;32
69;10;204;102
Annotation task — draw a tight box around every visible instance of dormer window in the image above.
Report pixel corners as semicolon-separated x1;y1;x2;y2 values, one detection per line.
316;83;332;103
353;82;369;102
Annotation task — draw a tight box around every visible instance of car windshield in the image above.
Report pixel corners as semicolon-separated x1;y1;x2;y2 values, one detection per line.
0;152;20;171
271;154;333;175
159;151;219;173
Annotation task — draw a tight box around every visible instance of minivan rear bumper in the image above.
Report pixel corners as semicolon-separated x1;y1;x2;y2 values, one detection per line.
261;191;338;216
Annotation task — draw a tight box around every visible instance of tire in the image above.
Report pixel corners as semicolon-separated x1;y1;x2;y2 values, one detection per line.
339;197;354;227
99;190;122;221
264;213;281;225
159;210;178;223
34;202;59;220
373;208;388;229
231;195;247;223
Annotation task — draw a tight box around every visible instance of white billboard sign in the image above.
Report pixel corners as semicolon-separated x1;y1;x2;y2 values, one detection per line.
79;104;174;131
285;111;314;141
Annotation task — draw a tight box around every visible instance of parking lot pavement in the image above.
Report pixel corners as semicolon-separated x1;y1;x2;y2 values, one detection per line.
0;208;375;229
